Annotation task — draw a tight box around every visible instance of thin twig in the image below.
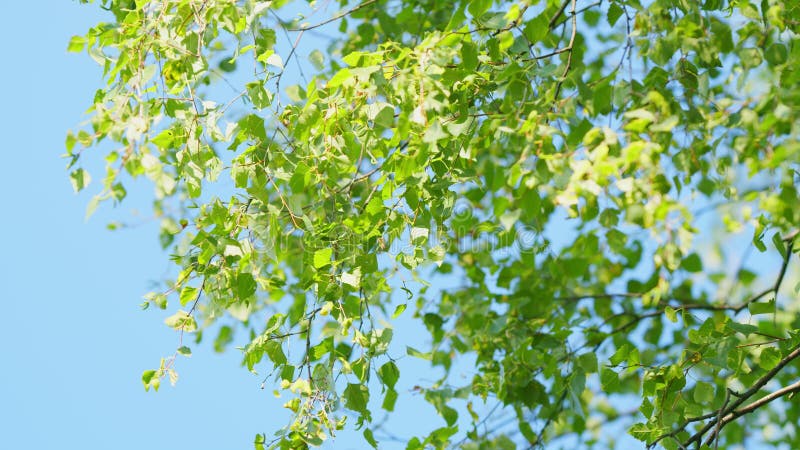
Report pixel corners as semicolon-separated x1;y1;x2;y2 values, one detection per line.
712;388;731;449
551;0;602;29
274;28;306;107
267;173;301;228
528;389;569;449
548;0;572;29
552;0;577;107
289;0;378;31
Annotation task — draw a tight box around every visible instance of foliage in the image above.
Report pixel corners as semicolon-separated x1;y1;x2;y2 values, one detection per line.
66;0;800;448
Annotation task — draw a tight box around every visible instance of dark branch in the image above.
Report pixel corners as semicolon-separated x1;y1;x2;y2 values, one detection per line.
548;0;572;29
552;0;577;106
683;344;800;447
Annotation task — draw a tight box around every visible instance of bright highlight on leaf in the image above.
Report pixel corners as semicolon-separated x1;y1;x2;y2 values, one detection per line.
69;168;90;192
164;310;197;332
313;248;332;269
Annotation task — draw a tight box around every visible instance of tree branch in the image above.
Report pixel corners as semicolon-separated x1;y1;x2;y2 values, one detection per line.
650;239;797;448
548;0;572;29
552;0;577;106
716;379;800;428
732;235;794;313
289;0;378;31
683;344;800;447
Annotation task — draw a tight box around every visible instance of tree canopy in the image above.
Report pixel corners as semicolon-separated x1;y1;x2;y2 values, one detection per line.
66;0;800;448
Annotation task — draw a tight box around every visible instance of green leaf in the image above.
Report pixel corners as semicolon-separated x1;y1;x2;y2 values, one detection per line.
764;44;788;66
237;272;257;299
85;194;102;220
255;28;276;58
468;0;492;18
365;196;384;217
664;306;678;323
65;131;77;155
407;346;432;360
727;321;758;336
308;49;325;70
264;340;287;365
164;310;197;331
754;238;767;252
246;81;273;109
753;221;767;252
422;120;448;143
523;14;548;44
177;346;192;356
285;85;305;102
238;114;266;140
67;35;86;52
219;56;237;72
254;433;266;450
265;53;283;69
382;388;398;411
592;80;613;115
179;286;198;307
343;383;370;416
680;253;703;272
363;428;378;448
379;361;400;389
693;382;714;403
214;326;233;353
461;42;478;71
367;102;394;128
610;343;631;365
142;369;160;392
577;352;598;372
313;248;333;268
499;209;520;231
759;347;781;370
441;406;458;426
446;3;467;30
607;3;623;26
410;227;429;243
340;268;361;288
326;68;353;88
69;168;91;192
772;231;786;255
600;367;619;391
748;298;775;315
150;129;175;149
392;303;407;318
